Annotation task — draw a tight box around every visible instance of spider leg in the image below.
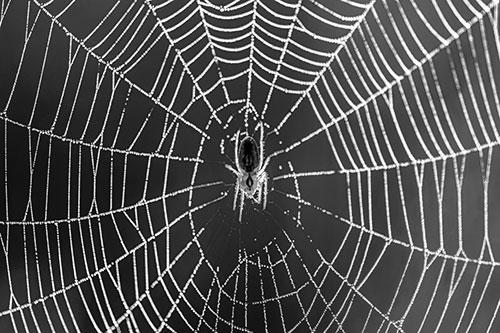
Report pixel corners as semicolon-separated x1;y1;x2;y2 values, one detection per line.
256;183;262;204
258;122;264;170
262;172;268;210
233;178;240;211
225;164;239;176
239;187;245;222
234;129;241;172
258;156;271;178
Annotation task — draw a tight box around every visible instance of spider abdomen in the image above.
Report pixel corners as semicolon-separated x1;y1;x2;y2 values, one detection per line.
239;136;259;173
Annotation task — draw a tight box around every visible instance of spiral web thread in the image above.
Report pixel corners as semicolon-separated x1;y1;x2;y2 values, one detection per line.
1;0;500;332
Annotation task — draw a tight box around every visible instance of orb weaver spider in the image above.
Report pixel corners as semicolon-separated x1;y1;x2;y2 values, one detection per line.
225;124;270;221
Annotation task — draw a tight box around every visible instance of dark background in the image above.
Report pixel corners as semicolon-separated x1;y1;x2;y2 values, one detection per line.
1;0;500;332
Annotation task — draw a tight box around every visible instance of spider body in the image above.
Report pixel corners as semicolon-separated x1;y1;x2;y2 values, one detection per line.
239;136;259;190
239;137;259;173
226;125;269;221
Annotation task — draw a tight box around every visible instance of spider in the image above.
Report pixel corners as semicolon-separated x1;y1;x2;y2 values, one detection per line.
225;124;269;221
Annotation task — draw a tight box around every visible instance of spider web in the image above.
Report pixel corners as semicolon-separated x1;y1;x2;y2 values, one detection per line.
1;0;500;331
